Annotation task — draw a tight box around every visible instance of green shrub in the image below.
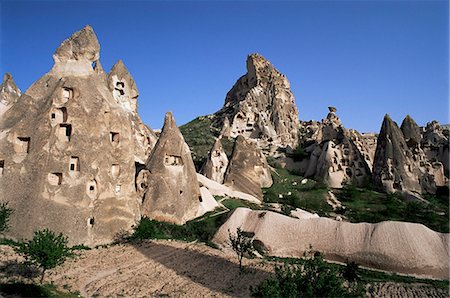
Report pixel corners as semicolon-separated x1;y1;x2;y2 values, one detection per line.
15;229;74;283
254;253;364;297
0;202;13;233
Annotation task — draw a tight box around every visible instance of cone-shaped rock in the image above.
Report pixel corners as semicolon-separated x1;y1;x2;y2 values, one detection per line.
224;135;272;199
0;25;156;246
107;60;139;113
400;115;421;148
0;73;21;118
142;112;201;224
214;53;299;149
201;138;229;184
373;114;421;193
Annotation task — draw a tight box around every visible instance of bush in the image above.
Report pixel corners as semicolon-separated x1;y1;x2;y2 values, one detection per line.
15;229;74;283
229;227;254;272
0;202;13;233
254;253;364;297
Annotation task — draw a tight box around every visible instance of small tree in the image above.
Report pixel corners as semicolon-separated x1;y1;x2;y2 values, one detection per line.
0;202;13;233
228;227;253;272
15;229;73;283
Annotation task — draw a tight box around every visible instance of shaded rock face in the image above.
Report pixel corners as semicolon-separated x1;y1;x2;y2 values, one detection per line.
141;112;201;225
214;54;299;150
223;135;272;200
373;115;422;194
200;138;229;184
0;26;156;246
294;108;372;188
0;73;21;118
400;115;422;148
421;121;449;178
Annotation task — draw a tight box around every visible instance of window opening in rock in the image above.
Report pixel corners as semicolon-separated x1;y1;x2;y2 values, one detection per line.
0;160;4;175
110;132;120;144
89;186;94;191
70;156;79;172
199;196;203;203
16;137;30;153
88;218;95;226
48;172;62;186
62;87;73;100
163;154;183;166
58;124;72;141
51;113;55;119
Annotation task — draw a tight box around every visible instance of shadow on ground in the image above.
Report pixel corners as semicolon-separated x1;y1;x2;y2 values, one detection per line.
0;260;41;280
131;240;270;296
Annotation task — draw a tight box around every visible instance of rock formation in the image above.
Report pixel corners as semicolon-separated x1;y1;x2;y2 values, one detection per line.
373;115;448;195
141;112;201;225
214;208;449;279
107;60;139;113
293;107;372;188
0;25;156;246
214;53;299;150
223;135;272;200
200;138;229;184
0;73;21;118
421;121;449;177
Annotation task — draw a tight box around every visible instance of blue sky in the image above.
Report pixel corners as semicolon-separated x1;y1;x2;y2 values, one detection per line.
1;0;448;132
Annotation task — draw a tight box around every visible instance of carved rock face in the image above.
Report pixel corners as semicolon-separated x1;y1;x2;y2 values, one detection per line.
223;135;272;200
141;112;201;225
201;138;229;184
0;26;156;246
214;53;299;150
107;60;139;113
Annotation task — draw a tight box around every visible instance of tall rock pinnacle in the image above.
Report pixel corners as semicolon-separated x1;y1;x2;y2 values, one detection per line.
214;53;299;150
107;60;139;113
142;112;201;224
0;73;21;105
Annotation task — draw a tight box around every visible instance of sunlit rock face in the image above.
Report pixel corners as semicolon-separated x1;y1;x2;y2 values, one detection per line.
293;107;373;188
214;53;300;151
200;138;229;184
141;112;201;225
223;135;272;200
0;73;21;119
0;25;157;246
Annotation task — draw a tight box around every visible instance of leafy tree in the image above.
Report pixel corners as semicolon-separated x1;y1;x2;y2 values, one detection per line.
15;229;74;283
343;261;360;283
229;227;254;272
0;202;13;233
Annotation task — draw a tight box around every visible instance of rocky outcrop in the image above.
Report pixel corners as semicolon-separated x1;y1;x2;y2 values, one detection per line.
107;60;139;113
214;208;449;279
0;73;21;118
421;121;449;178
223;135;272;200
214;54;299;150
141;112;201;225
292;108;372;188
200;138;229;184
0;26;156;246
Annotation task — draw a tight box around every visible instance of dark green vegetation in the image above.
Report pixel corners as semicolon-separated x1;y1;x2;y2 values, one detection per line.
254;253;364;297
0;283;79;298
263;167;331;216
179;116;234;170
15;229;74;283
335;185;449;233
0;202;13;233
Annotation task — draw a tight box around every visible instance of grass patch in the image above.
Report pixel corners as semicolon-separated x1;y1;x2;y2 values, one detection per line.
263;168;331;216
335;185;449;233
0;283;79;297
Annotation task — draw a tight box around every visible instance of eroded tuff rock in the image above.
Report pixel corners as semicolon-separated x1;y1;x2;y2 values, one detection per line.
141;112;201;225
107;60;139;113
223;135;272;200
292;107;372;188
214;54;299;150
0;26;156;246
421;121;449;178
0;73;21;119
200;138;229;184
373;115;422;194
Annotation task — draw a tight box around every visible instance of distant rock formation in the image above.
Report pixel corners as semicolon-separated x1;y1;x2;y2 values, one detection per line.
223;135;272;200
421;121;449;177
372;114;448;196
141;112;201;225
0;25;156;246
214;53;299;150
0;73;21;118
200;138;229;184
293;107;372;188
214;208;449;279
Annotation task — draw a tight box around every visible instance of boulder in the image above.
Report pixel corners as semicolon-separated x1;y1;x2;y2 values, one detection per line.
141;112;201;225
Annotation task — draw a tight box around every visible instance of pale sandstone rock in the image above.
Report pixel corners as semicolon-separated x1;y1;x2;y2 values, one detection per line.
141;112;201;225
200;138;229;184
0;73;21;120
107;60;139;113
214;208;449;279
214;53;299;150
0;26;156;246
196;186;220;217
224;135;272;200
